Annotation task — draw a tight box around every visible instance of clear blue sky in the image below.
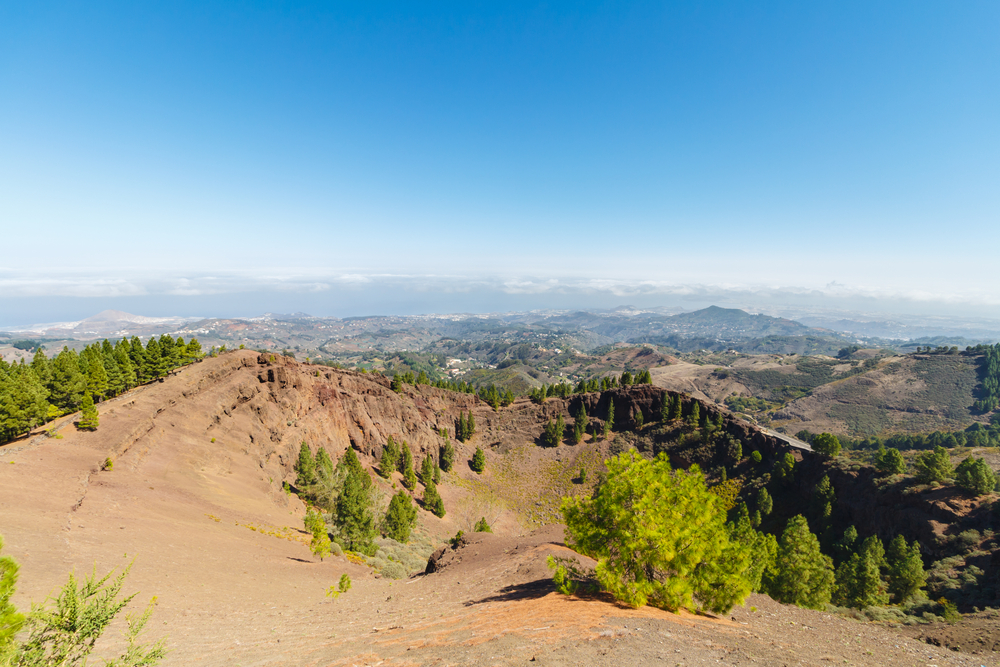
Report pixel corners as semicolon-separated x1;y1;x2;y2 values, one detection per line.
2;2;999;322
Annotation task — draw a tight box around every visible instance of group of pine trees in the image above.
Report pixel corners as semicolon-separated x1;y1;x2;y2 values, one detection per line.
529;371;653;405
812;423;1000;453
537;390;724;447
295;436;454;557
970;342;1000;413
556;449;931;616
0;336;202;442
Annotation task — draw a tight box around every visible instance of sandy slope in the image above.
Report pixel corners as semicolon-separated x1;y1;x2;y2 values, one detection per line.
0;353;989;665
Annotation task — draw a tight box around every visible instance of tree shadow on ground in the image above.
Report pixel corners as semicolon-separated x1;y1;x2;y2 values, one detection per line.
464;578;554;606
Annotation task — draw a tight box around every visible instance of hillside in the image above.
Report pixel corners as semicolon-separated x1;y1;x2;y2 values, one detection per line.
650;351;990;438
0;351;996;665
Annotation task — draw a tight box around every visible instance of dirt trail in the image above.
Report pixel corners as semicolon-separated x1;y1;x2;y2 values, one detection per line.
0;352;991;665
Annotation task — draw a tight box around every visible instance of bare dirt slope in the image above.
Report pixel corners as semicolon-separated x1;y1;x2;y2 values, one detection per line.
0;351;990;665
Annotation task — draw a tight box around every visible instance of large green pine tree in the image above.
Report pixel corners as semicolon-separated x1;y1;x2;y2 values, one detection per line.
84;347;109;400
0;365;49;441
128;337;148;382
335;466;377;554
767;515;835;609
833;535;888;608
886;534;926;603
48;348;87;412
561;451;755;614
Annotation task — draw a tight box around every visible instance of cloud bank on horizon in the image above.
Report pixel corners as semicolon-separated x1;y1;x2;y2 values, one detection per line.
1;2;998;324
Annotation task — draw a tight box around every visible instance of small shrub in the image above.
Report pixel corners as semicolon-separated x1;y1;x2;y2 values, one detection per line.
957;529;982;551
751;450;762;464
339;573;352;593
102;457;114;471
210;437;216;443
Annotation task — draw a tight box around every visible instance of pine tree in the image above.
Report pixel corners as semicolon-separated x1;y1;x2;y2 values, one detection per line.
48;348;86;412
833;535;888;608
775;452;796;484
606;399;615;431
440;440;455;472
423;478;445;517
336;447;369;488
128;337;148;382
467;412;476;439
30;348;51;387
315;447;335;482
77;394;99;431
560;450;756;614
0;365;49;441
914;445;953;484
574;403;588;442
757;488;773;516
471;447;486;473
84;348;109;400
670;394;683;421
185;338;203;361
635;408;644;429
474;516;492;533
379;443;396;479
955;455;996;496
687;401;700;426
767;515;835;609
874;446;906;475
295;442;316;487
114;344;137;390
812;433;841;458
397;444;416;489
420;453;435;486
383;491;417;542
144;338;164;379
886;535;926;603
335;471;377;554
659;391;669;421
102;347;124;397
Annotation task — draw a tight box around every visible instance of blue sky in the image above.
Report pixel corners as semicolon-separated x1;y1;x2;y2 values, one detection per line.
2;2;999;322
